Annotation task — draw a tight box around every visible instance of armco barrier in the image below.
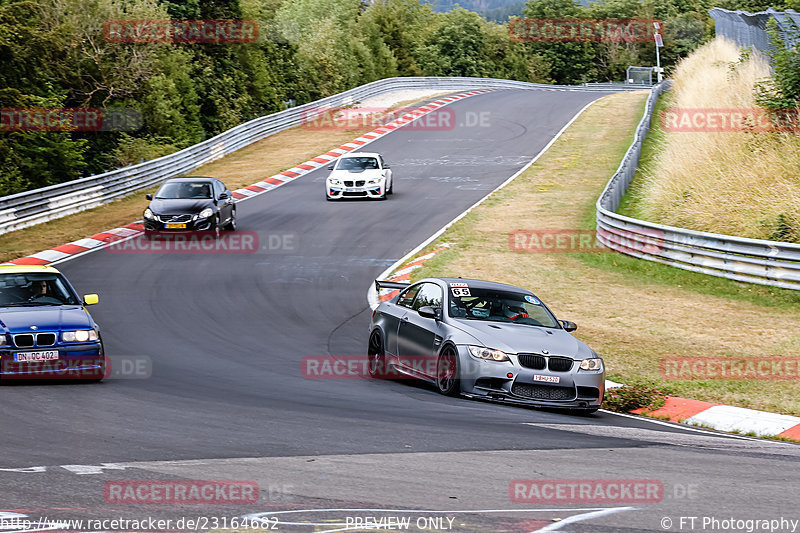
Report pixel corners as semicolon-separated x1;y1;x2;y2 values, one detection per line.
596;81;800;290
0;77;647;235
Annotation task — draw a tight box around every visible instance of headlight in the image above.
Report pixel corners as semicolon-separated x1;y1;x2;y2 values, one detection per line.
328;179;341;186
367;177;383;184
195;207;213;220
62;330;98;342
468;345;509;362
579;358;604;371
0;334;6;345
143;208;155;220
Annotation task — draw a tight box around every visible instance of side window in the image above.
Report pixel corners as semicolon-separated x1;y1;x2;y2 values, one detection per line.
397;285;421;309
412;283;443;311
378;155;385;168
214;180;225;197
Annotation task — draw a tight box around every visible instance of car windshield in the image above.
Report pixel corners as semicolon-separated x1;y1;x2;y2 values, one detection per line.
0;273;81;306
448;286;559;328
155;181;212;199
336;157;379;171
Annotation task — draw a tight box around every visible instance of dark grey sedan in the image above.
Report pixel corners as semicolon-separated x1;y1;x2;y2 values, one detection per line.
370;278;604;413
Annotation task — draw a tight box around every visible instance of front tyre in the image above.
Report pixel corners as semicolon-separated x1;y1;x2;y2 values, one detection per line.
436;346;460;396
224;208;237;231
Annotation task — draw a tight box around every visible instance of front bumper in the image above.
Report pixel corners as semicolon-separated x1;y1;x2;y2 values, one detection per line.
0;341;105;379
143;216;216;233
456;347;604;409
327;183;384;199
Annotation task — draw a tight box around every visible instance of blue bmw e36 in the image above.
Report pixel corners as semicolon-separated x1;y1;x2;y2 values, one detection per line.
0;265;105;381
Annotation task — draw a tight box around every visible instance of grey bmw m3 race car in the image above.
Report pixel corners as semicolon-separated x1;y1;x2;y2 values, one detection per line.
369;278;605;413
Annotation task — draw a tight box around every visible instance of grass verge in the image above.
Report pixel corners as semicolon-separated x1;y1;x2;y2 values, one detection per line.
408;90;800;416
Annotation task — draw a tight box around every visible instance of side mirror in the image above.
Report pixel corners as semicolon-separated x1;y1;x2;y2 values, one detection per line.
218;192;229;200
84;294;99;306
560;320;577;332
418;306;441;320
327;165;334;171
383;165;391;169
145;194;153;200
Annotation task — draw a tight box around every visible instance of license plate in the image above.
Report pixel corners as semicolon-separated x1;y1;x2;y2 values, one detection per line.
165;223;186;229
533;374;560;384
345;188;361;193
14;351;59;362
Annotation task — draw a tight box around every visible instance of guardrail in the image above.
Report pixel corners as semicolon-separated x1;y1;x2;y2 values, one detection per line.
0;77;649;235
710;7;800;52
596;81;800;291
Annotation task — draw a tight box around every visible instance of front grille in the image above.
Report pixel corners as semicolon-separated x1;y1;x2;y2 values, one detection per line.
356;180;366;187
158;214;192;223
548;357;574;372
343;180;366;187
13;334;34;348
512;382;576;401
343;191;367;197
36;333;56;346
518;354;546;370
12;333;58;347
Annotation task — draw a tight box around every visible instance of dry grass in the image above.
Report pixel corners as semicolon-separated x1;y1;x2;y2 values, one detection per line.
635;38;800;242
412;90;800;416
0;94;448;263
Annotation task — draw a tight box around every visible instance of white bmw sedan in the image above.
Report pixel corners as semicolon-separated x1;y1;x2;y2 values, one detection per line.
325;152;393;200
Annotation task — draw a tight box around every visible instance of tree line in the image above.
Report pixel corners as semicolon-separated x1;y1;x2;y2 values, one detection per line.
0;0;789;196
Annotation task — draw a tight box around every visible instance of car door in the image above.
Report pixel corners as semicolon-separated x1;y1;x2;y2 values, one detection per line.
384;284;420;356
396;282;444;378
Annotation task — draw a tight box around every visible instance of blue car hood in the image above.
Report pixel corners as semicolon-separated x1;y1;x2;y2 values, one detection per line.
0;306;93;333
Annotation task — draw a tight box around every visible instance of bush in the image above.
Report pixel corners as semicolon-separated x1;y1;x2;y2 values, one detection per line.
603;381;669;413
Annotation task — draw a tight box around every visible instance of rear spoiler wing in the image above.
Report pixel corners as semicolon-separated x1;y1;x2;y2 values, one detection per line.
374;280;410;292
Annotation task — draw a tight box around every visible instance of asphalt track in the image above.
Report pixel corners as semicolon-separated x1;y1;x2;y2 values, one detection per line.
1;89;799;532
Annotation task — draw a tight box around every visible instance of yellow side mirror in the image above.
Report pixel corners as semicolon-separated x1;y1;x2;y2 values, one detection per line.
84;294;99;305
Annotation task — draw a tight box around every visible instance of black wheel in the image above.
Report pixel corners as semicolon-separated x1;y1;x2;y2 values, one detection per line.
368;331;386;378
387;179;393;195
436;346;460;396
224;208;237;231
